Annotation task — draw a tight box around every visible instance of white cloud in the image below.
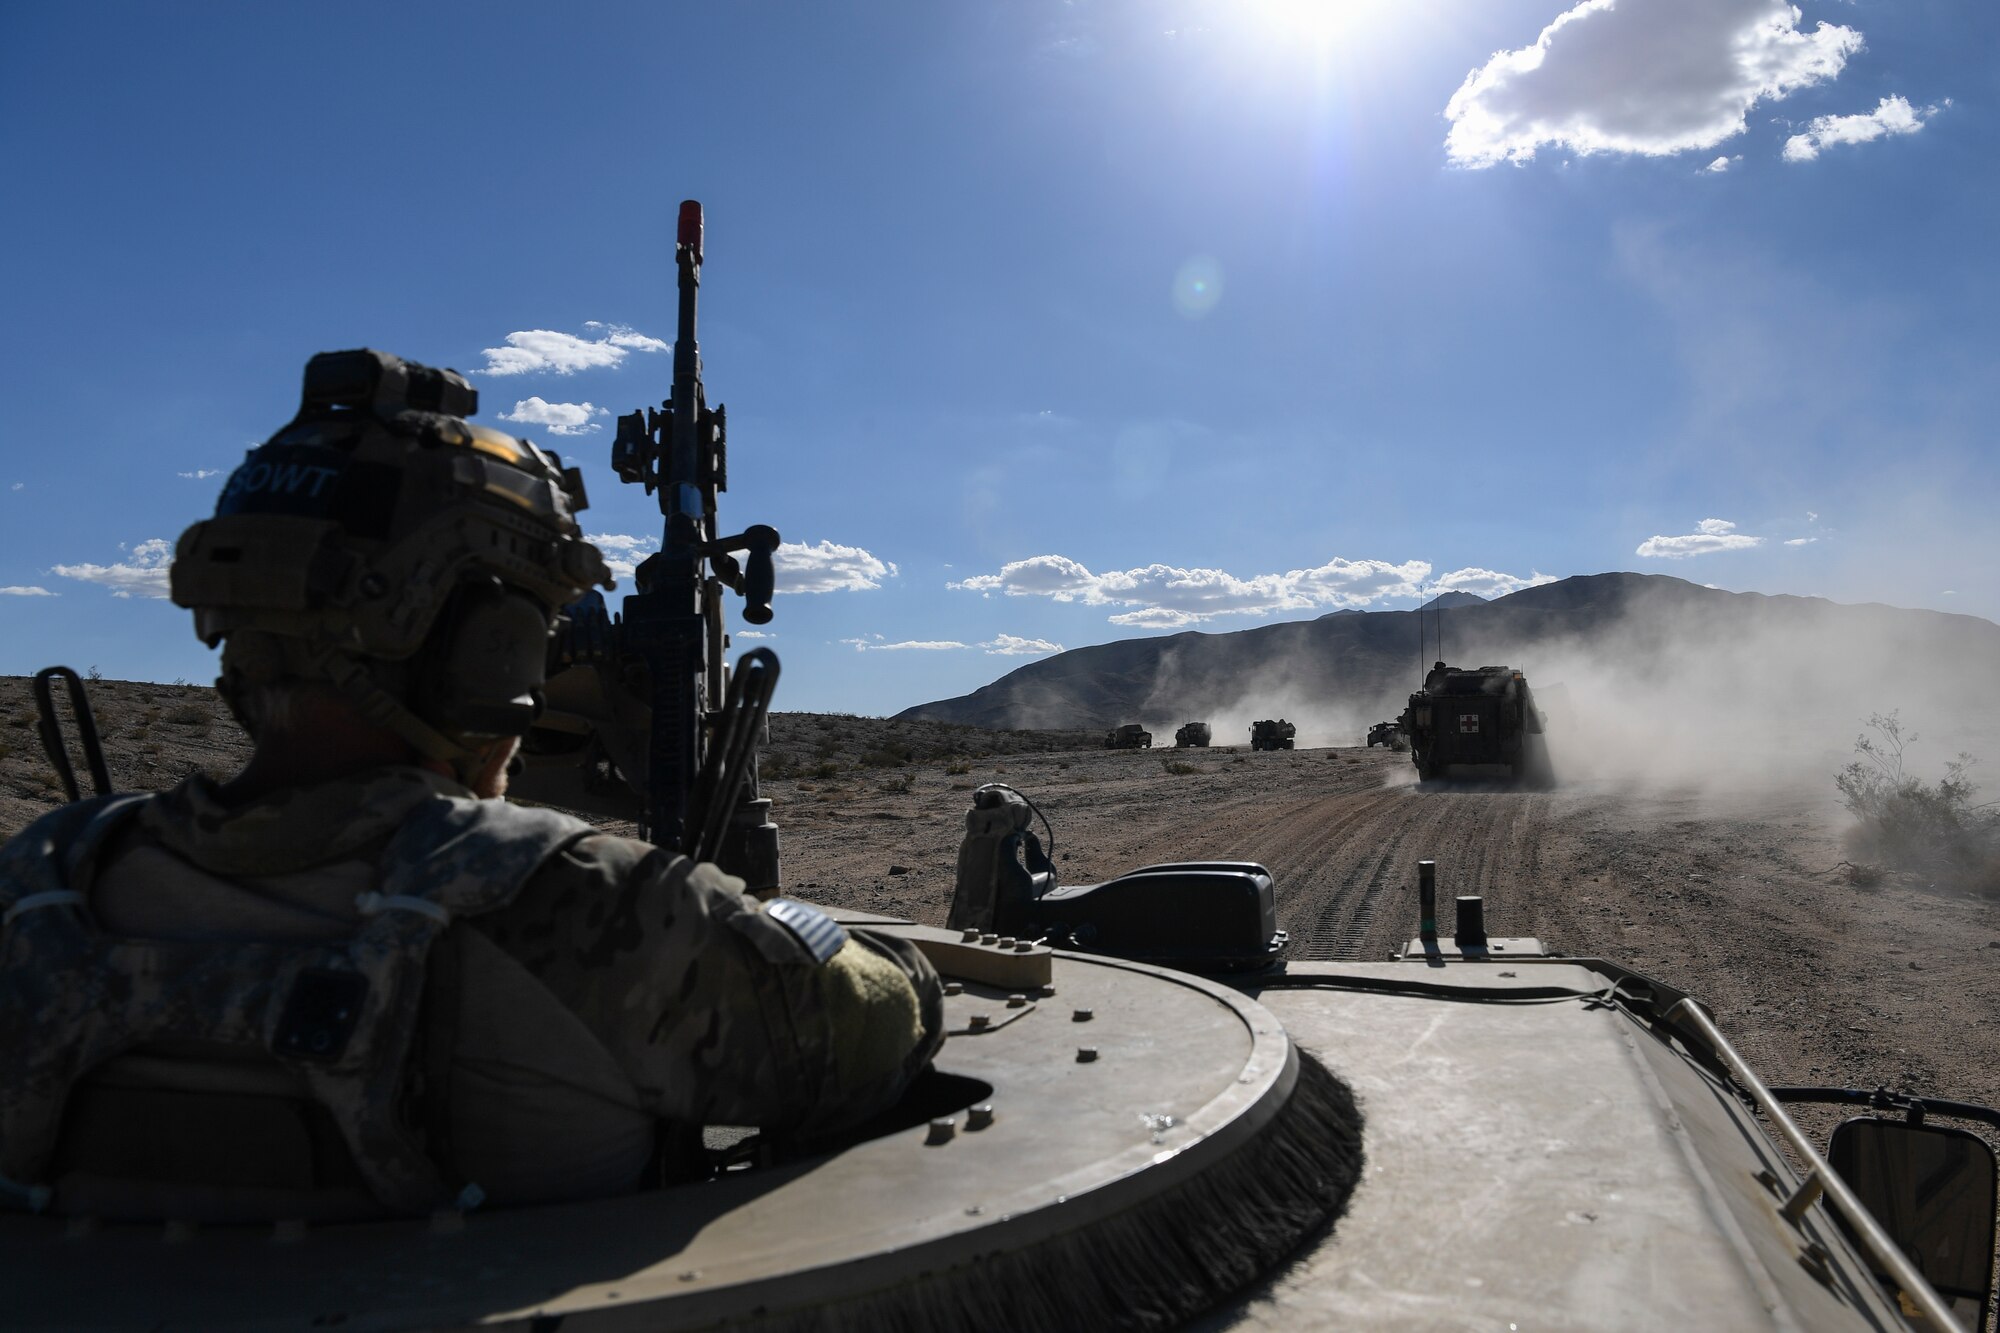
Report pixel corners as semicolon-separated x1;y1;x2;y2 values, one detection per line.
1444;0;1861;167
177;468;221;480
1703;156;1740;174
10;482;21;491
1635;518;1765;559
1783;95;1938;162
475;324;668;377
584;534;897;595
0;585;55;596
584;532;657;585
499;397;611;436
949;552;1547;627
1784;537;1817;546
1807;510;1819;522
839;635;967;652
982;633;1064;656
735;630;772;639
581;321;670;354
50;538;175;598
774;540;897;594
1435;567;1559;598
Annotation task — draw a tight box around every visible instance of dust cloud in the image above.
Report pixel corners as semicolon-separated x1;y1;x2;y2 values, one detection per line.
1126;588;2000;810
1416;595;1998;806
1138;643;1386;752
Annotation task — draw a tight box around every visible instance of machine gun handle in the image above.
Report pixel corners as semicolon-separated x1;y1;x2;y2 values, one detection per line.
741;524;779;625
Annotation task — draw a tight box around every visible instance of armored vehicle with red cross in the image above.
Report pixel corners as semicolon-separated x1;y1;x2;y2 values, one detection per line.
1401;661;1551;784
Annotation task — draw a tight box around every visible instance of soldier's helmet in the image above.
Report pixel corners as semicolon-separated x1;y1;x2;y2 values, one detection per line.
170;349;613;766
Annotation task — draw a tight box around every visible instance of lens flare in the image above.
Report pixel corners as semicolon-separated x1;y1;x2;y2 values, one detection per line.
1172;257;1225;318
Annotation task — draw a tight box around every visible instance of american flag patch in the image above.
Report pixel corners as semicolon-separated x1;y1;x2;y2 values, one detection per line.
765;898;848;964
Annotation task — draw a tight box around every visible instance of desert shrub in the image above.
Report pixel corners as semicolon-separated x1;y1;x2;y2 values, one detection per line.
944;757;972;776
1160;758;1197;776
1836;712;1998;889
878;771;916;795
8;711;33;729
86;665;103;682
810;761;840;780
860;744;913;769
761;750;798;779
166;703;211;728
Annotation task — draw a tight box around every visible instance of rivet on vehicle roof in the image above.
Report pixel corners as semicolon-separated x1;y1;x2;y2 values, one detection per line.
981;933;998;945
1007;993;1027;1008
1073;1008;1094;1021
1013;941;1034;953
1040;983;1058;996
998;936;1016;948
968;1104;995;1129
969;1013;991;1030
961;928;981;942
1077;1046;1098;1062
944;981;964;996
927;1118;957;1144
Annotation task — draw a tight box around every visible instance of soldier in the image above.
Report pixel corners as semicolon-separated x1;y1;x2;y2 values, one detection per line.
0;350;944;1223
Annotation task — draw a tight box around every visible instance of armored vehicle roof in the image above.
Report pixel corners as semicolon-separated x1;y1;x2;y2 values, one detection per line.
5;912;1937;1331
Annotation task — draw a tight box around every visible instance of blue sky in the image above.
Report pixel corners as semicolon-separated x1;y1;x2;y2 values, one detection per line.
3;0;1994;714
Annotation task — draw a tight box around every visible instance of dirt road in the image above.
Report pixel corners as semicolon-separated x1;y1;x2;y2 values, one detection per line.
773;743;2000;1115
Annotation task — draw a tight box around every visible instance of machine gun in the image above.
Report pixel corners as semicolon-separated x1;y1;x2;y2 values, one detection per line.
513;202;783;891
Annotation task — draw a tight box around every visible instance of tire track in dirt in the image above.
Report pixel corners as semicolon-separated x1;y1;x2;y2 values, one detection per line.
1203;781;1558;961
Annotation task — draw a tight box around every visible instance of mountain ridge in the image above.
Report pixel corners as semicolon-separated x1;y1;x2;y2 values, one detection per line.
896;572;2000;739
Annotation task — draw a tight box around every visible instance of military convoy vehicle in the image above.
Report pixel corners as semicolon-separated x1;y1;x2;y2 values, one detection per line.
1366;720;1407;750
1173;721;1212;748
1104;723;1152;750
1249;718;1296;751
1401;661;1551;784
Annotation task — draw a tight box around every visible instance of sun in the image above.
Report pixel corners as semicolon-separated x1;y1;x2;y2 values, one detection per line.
1237;0;1399;50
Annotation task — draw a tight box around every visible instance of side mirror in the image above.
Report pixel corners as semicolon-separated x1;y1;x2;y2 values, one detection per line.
1829;1117;1997;1331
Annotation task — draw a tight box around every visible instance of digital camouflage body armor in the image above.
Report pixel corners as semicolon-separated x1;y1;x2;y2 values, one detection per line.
0;782;595;1217
0;770;937;1223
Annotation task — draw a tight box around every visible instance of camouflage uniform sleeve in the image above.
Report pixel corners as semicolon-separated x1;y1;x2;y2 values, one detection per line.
476;832;944;1131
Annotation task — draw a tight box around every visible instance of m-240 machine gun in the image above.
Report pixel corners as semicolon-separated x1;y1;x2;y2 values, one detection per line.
512;201;783;891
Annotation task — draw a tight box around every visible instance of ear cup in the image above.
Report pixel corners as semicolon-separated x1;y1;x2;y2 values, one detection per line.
412;579;553;738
